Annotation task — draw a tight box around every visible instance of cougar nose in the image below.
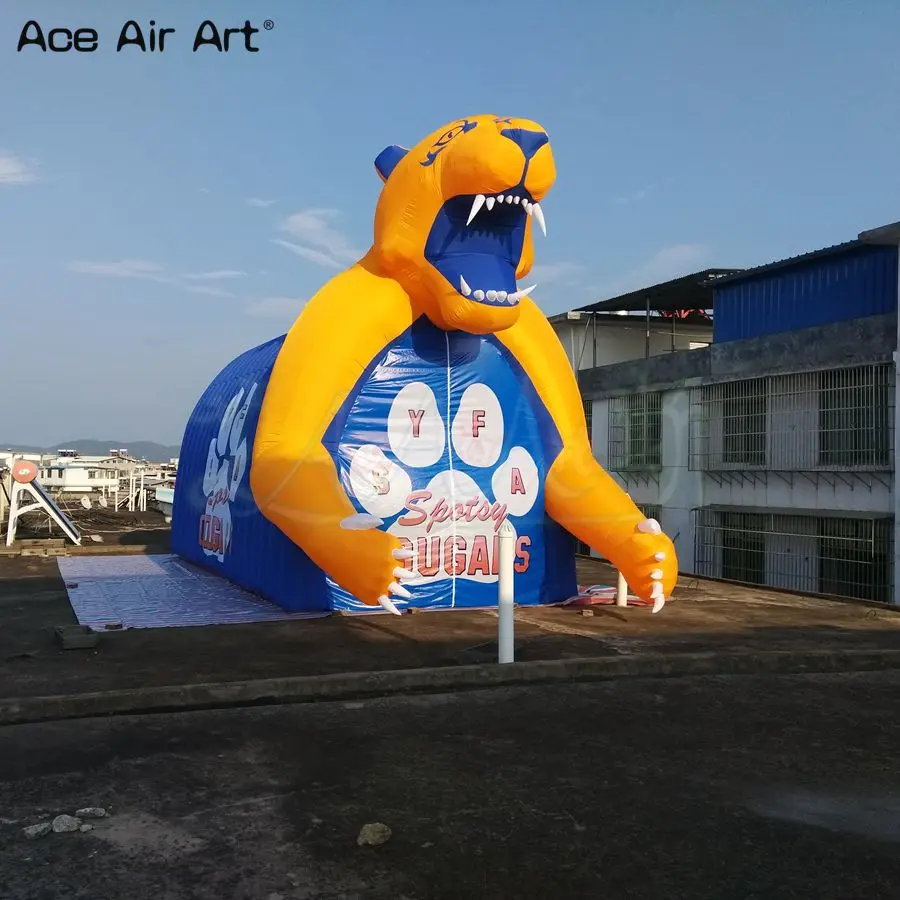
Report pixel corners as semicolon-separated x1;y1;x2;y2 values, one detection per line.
500;128;549;161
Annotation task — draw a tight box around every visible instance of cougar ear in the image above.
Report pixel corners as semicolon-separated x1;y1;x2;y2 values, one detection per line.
374;145;409;183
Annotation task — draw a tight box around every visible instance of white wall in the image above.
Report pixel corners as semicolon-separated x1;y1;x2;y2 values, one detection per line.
552;317;712;371
591;377;894;597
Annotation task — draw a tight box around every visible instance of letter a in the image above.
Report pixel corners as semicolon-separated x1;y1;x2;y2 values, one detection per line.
17;20;47;51
510;467;526;495
117;20;147;51
193;19;223;51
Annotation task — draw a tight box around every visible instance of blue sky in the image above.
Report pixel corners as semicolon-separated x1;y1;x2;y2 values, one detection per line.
2;0;900;447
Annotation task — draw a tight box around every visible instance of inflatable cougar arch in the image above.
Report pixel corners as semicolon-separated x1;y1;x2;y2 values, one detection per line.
171;114;678;615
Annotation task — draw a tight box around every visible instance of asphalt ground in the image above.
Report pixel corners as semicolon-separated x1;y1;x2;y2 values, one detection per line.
2;672;899;899
3;546;899;703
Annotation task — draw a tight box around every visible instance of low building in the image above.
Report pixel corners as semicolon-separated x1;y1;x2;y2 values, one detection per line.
570;224;898;605
548;268;734;372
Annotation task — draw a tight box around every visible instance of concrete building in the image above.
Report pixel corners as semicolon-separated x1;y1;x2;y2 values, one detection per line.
567;226;898;605
0;448;177;516
547;269;732;372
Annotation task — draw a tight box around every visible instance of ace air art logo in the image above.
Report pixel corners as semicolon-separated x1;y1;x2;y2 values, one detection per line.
15;18;275;54
198;384;257;562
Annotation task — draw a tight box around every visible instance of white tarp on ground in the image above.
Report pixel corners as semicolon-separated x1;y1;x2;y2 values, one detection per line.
57;553;327;630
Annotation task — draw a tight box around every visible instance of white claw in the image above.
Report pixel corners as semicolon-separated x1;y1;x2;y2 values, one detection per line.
459;274;472;297
392;548;415;560
393;566;416;581
388;581;412;599
467;194;486;226
654;551;666;562
340;513;383;530
650;580;665;614
532;203;547;236
637;518;662;535
486;196;496;211
377;594;403;616
650;569;663;580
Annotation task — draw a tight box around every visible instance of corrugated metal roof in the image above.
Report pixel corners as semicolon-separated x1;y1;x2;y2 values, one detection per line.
576;268;742;313
714;219;900;287
710;240;863;287
713;241;897;342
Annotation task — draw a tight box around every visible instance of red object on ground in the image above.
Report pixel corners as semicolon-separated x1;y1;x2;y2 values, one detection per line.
561;584;652;608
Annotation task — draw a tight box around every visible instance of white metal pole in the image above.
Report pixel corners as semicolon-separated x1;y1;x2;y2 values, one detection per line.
615;570;628;607
497;520;515;664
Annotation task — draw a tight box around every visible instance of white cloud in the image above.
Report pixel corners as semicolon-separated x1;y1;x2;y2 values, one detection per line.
589;244;711;301
183;284;234;298
69;259;164;278
68;259;242;298
273;239;349;269
245;296;306;318
181;269;247;280
274;208;362;269
0;153;38;186
247;197;277;208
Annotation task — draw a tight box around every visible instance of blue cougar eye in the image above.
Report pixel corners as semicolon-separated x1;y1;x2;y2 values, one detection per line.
435;126;464;145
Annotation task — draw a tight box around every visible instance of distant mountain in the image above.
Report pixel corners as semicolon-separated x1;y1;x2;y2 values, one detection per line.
0;439;181;461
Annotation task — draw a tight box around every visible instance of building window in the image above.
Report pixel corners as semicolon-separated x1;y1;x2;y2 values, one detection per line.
719;511;766;585
722;378;767;466
694;508;893;603
581;391;593;442
819;517;892;604
608;392;662;471
818;365;891;468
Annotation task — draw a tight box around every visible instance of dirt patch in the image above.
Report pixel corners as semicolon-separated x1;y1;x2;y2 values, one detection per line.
89;811;207;858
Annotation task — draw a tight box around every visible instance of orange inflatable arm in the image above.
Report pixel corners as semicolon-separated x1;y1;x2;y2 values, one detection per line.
497;298;678;608
249;264;419;612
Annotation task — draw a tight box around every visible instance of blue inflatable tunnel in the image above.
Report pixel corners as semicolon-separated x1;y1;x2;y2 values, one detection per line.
171;320;578;614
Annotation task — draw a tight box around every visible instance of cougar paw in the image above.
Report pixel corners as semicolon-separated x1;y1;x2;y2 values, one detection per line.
633;518;675;614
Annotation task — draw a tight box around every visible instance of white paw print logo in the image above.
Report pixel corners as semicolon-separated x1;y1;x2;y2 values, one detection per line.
200;382;257;561
340;381;541;611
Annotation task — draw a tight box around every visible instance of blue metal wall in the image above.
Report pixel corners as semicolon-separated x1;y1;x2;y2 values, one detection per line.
713;243;898;343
